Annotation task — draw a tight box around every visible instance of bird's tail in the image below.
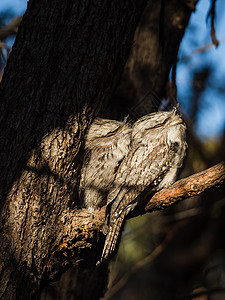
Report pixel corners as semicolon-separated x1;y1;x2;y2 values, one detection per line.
100;209;126;263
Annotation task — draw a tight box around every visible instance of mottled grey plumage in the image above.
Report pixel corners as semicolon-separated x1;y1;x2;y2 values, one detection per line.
80;107;187;261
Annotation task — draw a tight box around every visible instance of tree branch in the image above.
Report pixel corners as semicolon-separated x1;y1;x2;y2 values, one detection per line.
0;16;23;40
61;161;225;262
144;161;225;213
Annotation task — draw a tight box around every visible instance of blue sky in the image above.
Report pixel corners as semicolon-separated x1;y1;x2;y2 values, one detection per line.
0;0;225;139
177;0;225;139
0;0;26;14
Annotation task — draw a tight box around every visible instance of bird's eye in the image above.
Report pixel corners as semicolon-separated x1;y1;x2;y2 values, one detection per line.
153;123;162;128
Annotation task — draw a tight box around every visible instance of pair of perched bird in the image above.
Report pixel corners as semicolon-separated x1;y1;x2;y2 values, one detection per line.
79;107;187;262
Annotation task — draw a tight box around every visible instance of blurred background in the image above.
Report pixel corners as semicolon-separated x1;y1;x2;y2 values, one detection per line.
1;0;225;299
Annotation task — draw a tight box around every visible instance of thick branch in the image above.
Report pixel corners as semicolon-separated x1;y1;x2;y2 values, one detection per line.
60;161;225;259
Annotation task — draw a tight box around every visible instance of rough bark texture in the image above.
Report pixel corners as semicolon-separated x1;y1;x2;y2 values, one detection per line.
0;0;148;299
1;0;221;299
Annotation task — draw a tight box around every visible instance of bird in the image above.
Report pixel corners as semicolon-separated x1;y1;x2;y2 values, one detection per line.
79;107;187;262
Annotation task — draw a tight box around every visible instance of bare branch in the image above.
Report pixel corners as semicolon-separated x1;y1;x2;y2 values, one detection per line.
180;35;225;62
104;243;164;300
144;161;225;213
0;15;23;41
207;0;219;47
188;287;225;299
75;161;225;238
101;162;225;299
66;162;225;263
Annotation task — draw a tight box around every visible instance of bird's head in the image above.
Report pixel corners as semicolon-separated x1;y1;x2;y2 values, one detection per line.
132;107;186;141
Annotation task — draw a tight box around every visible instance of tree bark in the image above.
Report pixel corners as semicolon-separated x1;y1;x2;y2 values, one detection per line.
108;0;195;120
0;0;147;299
1;0;220;299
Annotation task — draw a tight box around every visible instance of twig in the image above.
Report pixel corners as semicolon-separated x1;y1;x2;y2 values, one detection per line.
180;36;225;62
185;287;225;299
207;0;219;47
104;243;164;299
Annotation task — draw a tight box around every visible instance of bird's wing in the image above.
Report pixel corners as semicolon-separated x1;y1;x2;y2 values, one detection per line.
80;119;131;208
101;139;177;261
107;138;177;208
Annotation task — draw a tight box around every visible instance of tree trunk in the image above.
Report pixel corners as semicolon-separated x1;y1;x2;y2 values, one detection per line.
40;1;196;299
108;0;195;120
0;0;147;299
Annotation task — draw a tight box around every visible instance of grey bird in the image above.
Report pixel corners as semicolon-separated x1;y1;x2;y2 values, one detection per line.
80;107;187;262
